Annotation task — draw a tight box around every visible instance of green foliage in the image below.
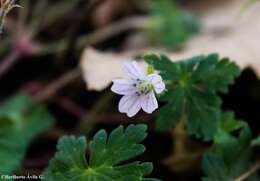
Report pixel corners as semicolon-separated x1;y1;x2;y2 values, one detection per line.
218;112;243;133
213;112;243;144
43;124;160;181
147;0;200;48
202;122;259;181
144;54;240;140
0;93;54;174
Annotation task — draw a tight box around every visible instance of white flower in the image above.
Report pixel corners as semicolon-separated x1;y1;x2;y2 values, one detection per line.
111;61;165;117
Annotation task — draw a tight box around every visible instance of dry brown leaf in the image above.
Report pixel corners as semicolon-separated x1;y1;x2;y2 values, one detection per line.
167;0;260;76
80;48;147;91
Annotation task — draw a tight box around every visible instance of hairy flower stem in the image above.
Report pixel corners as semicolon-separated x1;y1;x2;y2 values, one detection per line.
165;119;187;171
165;117;208;173
164;119;190;172
173;120;187;155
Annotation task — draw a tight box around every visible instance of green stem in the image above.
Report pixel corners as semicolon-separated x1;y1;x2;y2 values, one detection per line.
172;119;188;155
165;116;208;173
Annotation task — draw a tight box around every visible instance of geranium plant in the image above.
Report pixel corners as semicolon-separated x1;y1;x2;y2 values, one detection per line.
0;0;259;181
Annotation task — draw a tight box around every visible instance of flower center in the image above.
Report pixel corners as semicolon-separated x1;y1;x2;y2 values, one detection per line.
135;79;154;96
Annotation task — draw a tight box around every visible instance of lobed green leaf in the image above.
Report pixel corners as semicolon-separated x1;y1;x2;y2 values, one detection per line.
43;124;160;181
144;54;240;140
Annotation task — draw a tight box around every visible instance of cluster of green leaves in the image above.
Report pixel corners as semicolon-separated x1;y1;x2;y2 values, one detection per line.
0;93;54;174
145;53;260;179
202;121;260;181
147;0;200;48
43;124;160;181
145;53;240;140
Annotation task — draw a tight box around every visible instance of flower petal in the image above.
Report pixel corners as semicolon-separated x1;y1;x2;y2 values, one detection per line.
123;61;145;79
147;74;165;94
111;79;137;95
141;92;158;114
119;95;141;117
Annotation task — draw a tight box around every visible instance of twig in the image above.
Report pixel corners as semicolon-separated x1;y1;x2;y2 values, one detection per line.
76;16;149;51
235;160;260;181
0;33;36;79
39;16;150;55
0;50;20;78
55;96;86;118
34;67;81;103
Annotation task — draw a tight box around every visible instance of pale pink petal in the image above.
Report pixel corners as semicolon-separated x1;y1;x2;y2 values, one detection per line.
141;92;158;114
119;95;141;117
147;74;165;94
123;61;145;79
111;79;137;95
